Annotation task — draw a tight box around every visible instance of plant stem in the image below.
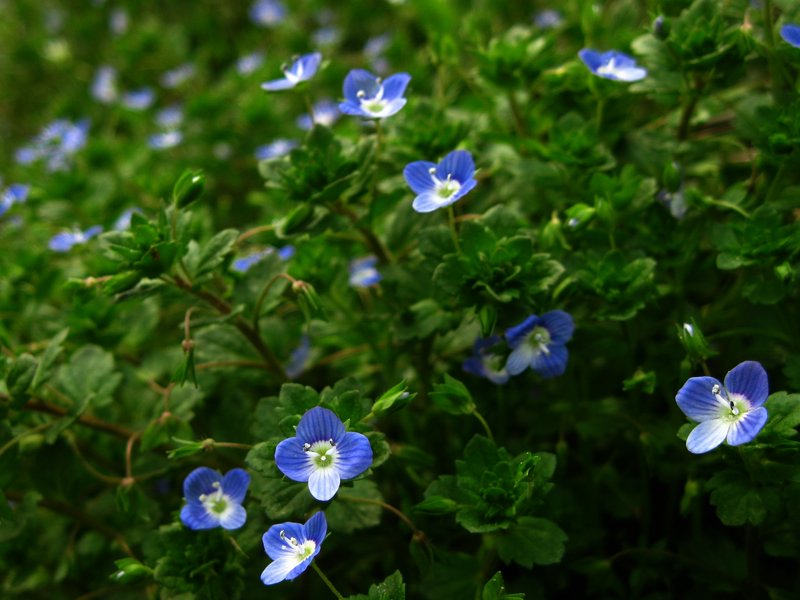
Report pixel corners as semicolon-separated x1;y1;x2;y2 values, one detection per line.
0;422;52;458
21;398;134;439
507;90;527;137
338;494;424;537
447;205;461;253
311;562;345;599
472;409;494;441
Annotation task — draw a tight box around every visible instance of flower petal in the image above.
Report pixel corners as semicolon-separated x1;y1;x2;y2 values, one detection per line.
275;437;314;482
726;407;768;446
505;316;539;348
539;310;574;344
686;419;729;454
780;24;800;48
530;344;568;378
436;150;475;184
284;555;316;581
263;521;308;560
219;503;247;530
180;503;218;530
261;78;296;91
578;48;603;71
403;161;437;194
724;361;769;407
381;73;411;100
335;432;373;479
296;406;346;443
505;343;535;376
675;376;725;422
373;97;407;118
343;69;380;102
412;191;446;213
261;556;300;585
183;467;222;501
308;467;341;501
294;52;322;82
221;468;250;504
450;177;477;203
303;511;327;544
338;101;366;116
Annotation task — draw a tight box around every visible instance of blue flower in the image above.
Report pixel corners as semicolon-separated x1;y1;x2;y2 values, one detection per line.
232;245;294;273
505;310;574;378
274;407;373;501
155;105;184;129
403;149;477;213
296;99;340;130
237;51;266;75
109;8;128;35
49;225;103;252
180;467;250;530
255;139;298;160
462;336;510;384
260;512;326;585
121;88;155;110
261;53;322;91
160;63;196;89
675;361;769;454
17;119;89;172
1;184;30;217
534;9;562;29
780;24;800;48
364;34;390;73
250;0;286;27
338;69;411;119
578;49;647;82
313;26;341;47
91;66;118;103
348;256;382;287
285;335;311;379
148;131;183;150
113;208;141;231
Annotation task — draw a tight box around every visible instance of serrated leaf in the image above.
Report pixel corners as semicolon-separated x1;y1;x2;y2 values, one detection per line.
495;517;567;567
31;328;68;390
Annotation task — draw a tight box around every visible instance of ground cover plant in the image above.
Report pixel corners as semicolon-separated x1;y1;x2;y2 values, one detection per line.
2;0;800;598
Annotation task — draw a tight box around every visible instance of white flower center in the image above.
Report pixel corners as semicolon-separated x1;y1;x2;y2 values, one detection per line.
357;82;388;114
531;326;551;355
304;438;338;468
199;481;230;515
284;62;303;83
711;384;741;417
428;167;462;199
280;530;317;561
597;58;618;76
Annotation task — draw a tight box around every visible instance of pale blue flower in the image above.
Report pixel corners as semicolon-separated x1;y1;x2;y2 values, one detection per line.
113;208;141;230
348;256;381;287
231;245;294;273
148;131;183;149
250;0;286;27
285;335;311;379
155;105;184;129
122;88;155;110
49;225;103;252
296;99;340;130
260;512;326;585
534;9;562;29
676;361;769;454
313;26;340;47
579;49;647;82
255;139;298;160
462;336;509;384
160;63;196;89
17;119;89;172
275;407;373;501
91;66;118;103
780;24;800;48
180;467;250;530
261;52;322;91
403;149;477;213
339;69;411;119
237;52;266;75
1;184;30;217
505;310;574;378
109;8;128;35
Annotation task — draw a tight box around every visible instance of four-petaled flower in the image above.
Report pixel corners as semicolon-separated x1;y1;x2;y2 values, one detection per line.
348;256;382;287
675;361;769;454
261;511;326;585
578;49;647;82
275;406;373;501
338;69;411;119
49;225;103;252
780;24;800;48
297;99;341;130
261;52;322;91
403;150;477;213
180;467;250;530
505;310;574;378
462;336;510;384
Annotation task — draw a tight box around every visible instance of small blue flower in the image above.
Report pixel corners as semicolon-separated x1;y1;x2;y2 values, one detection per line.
255;139;298;160
780;24;800;48
278;245;295;260
155;105;184;129
285;335;311;379
676;361;769;454
364;34;390;73
122;88;155;110
403;149;477;213
313;26;340;47
49;225;103;252
113;208;140;231
180;467;250;530
109;8;128;35
656;188;687;219
505;310;574;378
296;99;340;130
578;49;647;82
91;66;118;103
261;53;322;91
160;63;196;89
260;512;326;585
462;336;510;384
339;69;411;119
534;9;562;29
348;256;382;287
275;407;373;501
148;131;183;149
232;246;294;272
250;0;286;27
237;51;266;75
1;184;30;217
18;119;89;172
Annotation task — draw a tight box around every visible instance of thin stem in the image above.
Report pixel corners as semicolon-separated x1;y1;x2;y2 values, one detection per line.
677;92;700;141
311;562;345;600
253;273;297;331
213;441;254;450
196;359;273;371
0;422;52;458
447;205;461;254
237;224;275;244
507;90;527;137
338;494;424;537
595;96;605;134
329;203;392;263
66;438;124;484
22;399;134;439
472;409;494;442
124;431;141;482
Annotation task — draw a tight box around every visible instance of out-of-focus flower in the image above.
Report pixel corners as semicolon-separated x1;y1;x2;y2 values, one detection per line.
656;188;687;219
348;256;382;287
285;335;311;379
675;361;769;454
49;225;103;252
1;184;30;217
274;407;373;501
232;245;294;273
113;208;140;230
255;139;298;160
237;51;266;75
121;88;155;110
296;99;340;130
16;119;89;172
156;105;184;129
160;63;196;89
313;26;340;47
250;0;286;27
110;8;128;35
91;66;118;103
578;49;647;82
180;467;250;530
780;23;800;48
505;310;574;378
364;34;390;73
462;336;510;384
403;149;477;213
260;512;326;585
148;131;183;150
338;69;411;119
534;9;562;29
261;52;322;91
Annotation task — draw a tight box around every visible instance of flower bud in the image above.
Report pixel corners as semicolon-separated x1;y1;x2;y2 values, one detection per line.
172;169;205;208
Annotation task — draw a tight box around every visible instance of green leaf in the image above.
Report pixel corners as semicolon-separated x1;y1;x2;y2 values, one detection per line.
347;570;405;600
495;517;567;567
482;571;525;600
430;373;476;415
186;228;239;279
56;345;122;407
6;354;38;407
31;328;69;390
707;468;767;526
328;480;384;534
761;392;800;439
371;381;415;417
